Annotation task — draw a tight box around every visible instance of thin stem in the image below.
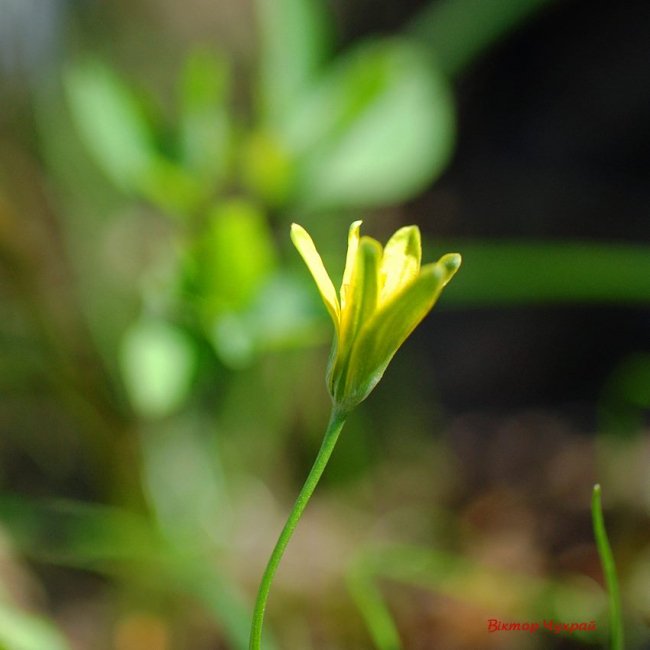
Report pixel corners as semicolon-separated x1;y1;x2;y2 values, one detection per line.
249;407;348;650
591;484;624;650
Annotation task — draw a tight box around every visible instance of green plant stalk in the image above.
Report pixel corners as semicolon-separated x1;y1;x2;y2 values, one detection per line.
591;484;624;650
249;407;348;650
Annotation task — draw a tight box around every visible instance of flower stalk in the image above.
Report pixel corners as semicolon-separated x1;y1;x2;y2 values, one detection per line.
249;407;347;650
249;222;460;648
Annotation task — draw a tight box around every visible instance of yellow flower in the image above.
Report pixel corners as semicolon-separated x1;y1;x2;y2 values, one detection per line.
291;221;461;412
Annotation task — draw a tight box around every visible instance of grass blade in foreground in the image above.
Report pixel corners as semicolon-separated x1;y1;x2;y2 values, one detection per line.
592;484;624;650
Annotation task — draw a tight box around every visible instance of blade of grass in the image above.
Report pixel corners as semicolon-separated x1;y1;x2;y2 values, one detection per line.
349;545;607;647
592;485;624;650
347;561;402;650
427;240;650;306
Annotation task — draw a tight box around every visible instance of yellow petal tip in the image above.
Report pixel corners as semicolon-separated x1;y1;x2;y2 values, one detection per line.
442;253;462;272
290;222;340;325
438;253;461;286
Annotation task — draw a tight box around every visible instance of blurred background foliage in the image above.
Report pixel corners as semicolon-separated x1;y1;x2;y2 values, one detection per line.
0;0;649;648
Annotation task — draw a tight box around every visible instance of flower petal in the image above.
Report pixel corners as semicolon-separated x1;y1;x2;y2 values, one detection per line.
342;253;461;406
379;225;421;304
291;223;340;327
330;236;382;402
340;220;362;310
343;236;382;338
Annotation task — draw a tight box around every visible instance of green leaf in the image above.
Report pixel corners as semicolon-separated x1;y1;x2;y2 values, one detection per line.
65;60;157;193
178;49;231;187
278;38;455;211
255;0;331;124
120;319;197;419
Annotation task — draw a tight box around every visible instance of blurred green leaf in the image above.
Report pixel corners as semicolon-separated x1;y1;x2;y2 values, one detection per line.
256;0;331;124
427;240;650;305
179;49;231;188
0;497;162;571
65;60;157;194
279;38;455;212
120;318;197;419
240;131;295;208
210;272;327;367
140;418;228;546
600;353;650;436
0;498;259;650
65;59;206;216
246;272;326;349
0;602;71;650
192;200;276;318
143;158;207;216
409;0;553;77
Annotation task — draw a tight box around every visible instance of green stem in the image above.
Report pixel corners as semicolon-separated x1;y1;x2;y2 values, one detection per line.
249;406;348;650
591;484;624;650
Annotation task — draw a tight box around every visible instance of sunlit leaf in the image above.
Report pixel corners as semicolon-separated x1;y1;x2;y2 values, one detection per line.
278;38;455;211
